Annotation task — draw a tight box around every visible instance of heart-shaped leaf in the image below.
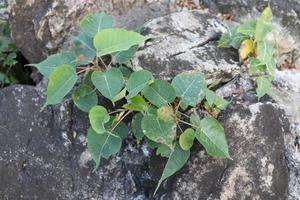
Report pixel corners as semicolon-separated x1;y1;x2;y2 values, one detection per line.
26;51;77;78
255;19;272;42
171;72;207;106
141;114;176;146
154;144;190;194
237;19;257;36
94;28;153;56
142;80;176;108
256;76;272;98
44;64;78;107
73;33;96;65
179;128;195;150
87;127;122;170
115;45;139;64
89;106;110;134
127;70;153;98
80;12;113;38
91;68;124;102
196;117;229;158
156;144;172;158
123;94;149;112
261;6;273;21
72;84;98;112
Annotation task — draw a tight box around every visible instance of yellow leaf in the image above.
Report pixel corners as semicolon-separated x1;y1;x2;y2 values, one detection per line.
239;39;254;60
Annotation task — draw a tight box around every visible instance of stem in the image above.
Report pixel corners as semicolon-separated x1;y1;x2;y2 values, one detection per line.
108;109;127;115
111;110;132;132
177;111;190;119
76;68;91;75
176;121;184;134
178;119;197;128
99;56;108;69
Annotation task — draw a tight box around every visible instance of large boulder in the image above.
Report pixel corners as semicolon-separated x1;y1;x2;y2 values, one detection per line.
0;85;157;200
131;10;240;83
9;0;172;63
160;102;289;200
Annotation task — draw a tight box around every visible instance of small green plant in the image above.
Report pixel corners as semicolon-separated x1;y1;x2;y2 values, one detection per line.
28;12;230;194
0;3;19;87
218;6;276;98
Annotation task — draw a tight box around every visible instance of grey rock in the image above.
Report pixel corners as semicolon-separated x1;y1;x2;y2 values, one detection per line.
0;85;156;200
159;102;289;200
200;0;300;40
270;69;300;200
9;0;172;63
130;10;240;83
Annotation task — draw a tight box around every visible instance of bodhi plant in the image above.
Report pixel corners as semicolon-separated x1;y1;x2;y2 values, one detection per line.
28;12;230;193
218;6;277;98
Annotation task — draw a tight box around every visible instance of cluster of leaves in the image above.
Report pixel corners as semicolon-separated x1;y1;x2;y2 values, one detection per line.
0;3;19;87
29;12;230;194
218;6;276;98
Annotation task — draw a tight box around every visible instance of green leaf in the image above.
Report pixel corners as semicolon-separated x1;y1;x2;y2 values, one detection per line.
112;88;126;103
0;72;9;84
256;76;272;98
115;45;139;64
87;127;121;170
142;80;176;107
205;89;229;110
261;6;273;21
44;64;78;106
91;68;124;103
157;106;174;121
131;113;144;142
171;72;206;106
237;19;257;36
190;113;201;128
256;41;276;75
26;51;77;78
179;128;195;150
72;84;98;112
154;144;190;194
141;114;176;146
117;66;132;80
123;94;149;112
73;33;96;65
218;26;248;49
127;70;153;98
156;144;172;157
111;121;128;140
80;12;113;38
94;28;152;57
255;19;272;42
89;105;110;134
249;58;267;74
196;117;229;158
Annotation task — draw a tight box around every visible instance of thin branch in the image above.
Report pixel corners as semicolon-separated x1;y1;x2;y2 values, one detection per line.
178;119;197;128
111;110;132;132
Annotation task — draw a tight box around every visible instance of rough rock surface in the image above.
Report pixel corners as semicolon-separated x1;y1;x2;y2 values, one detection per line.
159;101;289;200
131;10;240;83
201;0;300;39
0;85;157;200
9;0;172;63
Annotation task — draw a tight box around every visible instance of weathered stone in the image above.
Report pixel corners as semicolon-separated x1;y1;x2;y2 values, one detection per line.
9;0;172;63
0;85;156;200
131;10;240;83
201;0;300;40
158;101;289;200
